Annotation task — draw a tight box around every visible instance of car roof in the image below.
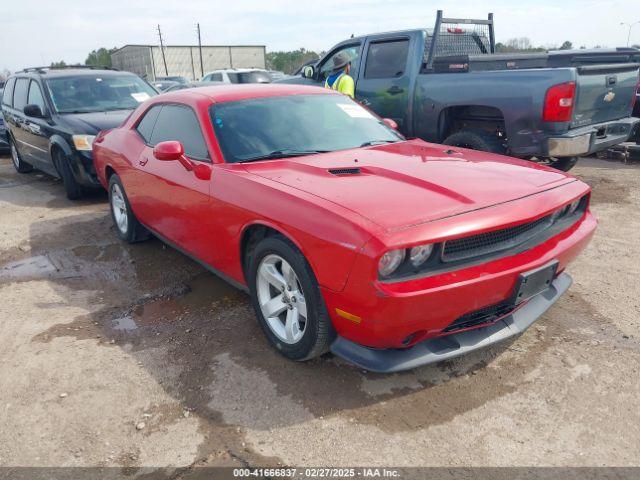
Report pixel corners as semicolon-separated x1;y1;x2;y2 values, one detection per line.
157;83;336;104
12;69;136;79
205;68;267;74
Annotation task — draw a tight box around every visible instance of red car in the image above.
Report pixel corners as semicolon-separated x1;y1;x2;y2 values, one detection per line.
93;84;596;373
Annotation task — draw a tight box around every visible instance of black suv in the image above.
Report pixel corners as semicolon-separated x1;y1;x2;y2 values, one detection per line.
1;67;157;199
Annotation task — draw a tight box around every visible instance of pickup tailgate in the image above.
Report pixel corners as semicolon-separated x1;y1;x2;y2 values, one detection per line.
572;63;639;127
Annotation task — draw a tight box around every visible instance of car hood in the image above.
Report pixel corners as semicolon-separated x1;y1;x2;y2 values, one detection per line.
243;140;576;231
60;109;132;134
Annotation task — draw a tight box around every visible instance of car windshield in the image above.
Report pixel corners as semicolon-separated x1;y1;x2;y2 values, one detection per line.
211;94;403;163
46;74;157;114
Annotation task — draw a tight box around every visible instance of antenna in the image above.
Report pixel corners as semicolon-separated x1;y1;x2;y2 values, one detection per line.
157;24;169;76
197;23;204;79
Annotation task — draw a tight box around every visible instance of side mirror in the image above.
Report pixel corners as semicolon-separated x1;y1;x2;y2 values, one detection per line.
382;118;398;130
153;140;184;161
302;65;315;79
152;140;193;171
24;104;45;118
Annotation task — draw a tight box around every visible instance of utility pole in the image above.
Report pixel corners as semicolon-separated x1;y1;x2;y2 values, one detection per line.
197;23;204;79
621;21;640;47
157;24;169;76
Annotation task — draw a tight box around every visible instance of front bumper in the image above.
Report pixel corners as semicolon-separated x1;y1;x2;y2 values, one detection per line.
546;117;639;157
331;273;571;373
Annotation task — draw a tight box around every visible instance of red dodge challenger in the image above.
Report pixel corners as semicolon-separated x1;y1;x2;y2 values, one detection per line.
93;84;596;373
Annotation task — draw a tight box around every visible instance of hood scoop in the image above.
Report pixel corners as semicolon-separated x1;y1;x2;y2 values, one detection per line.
328;167;361;176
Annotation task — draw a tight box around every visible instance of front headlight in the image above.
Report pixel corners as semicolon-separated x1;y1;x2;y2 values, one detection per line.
409;244;433;267
72;134;96;151
378;249;405;277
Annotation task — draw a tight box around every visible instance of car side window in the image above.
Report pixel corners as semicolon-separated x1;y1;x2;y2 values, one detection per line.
150;104;209;160
27;81;46;112
2;78;15;107
319;45;360;81
227;73;239;84
364;40;410;79
211;73;223;82
135;105;162;143
13;78;30;111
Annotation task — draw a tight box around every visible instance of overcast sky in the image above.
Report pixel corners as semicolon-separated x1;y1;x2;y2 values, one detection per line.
1;0;638;72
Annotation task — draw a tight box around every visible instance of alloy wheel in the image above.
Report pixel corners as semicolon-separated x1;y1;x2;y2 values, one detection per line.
10;142;20;169
256;254;308;344
111;183;129;234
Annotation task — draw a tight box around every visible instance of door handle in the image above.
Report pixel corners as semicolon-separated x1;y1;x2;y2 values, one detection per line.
387;86;404;95
139;157;149;166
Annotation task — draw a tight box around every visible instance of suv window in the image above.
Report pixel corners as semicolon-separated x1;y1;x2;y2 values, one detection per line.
319;45;360;80
136;105;162;143
27;81;46;112
13;78;30;111
149;105;209;160
2;77;15;107
211;73;223;82
364;40;409;79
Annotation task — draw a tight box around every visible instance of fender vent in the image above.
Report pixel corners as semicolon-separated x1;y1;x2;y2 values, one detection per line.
328;167;361;176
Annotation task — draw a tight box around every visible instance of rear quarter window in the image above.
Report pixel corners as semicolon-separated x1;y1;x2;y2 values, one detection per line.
2;77;16;107
13;78;30;110
135;105;162;143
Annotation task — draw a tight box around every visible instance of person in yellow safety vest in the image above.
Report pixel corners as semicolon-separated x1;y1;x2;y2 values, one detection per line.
324;52;355;99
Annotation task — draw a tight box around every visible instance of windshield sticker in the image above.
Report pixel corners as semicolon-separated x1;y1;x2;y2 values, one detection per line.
131;92;151;102
338;103;375;119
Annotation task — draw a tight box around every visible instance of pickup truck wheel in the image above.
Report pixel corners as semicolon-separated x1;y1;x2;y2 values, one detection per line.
9;139;33;173
443;129;506;155
248;235;334;361
536;156;578;172
108;174;150;243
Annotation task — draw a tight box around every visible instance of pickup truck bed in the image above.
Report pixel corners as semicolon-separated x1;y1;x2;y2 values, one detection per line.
279;11;640;171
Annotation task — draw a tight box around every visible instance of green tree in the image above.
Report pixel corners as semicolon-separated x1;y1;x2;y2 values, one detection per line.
85;47;118;67
559;41;573;50
266;48;321;74
50;60;67;68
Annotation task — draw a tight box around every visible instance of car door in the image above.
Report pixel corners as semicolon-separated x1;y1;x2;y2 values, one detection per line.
21;80;52;169
130;103;213;259
8;78;34;161
355;36;413;133
314;43;363;88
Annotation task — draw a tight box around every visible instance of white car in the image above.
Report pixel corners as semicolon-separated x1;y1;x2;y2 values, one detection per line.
200;68;271;84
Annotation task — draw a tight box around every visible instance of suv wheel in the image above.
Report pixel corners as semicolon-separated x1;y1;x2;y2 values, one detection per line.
248;235;334;361
108;174;150;243
53;149;84;200
9;139;33;173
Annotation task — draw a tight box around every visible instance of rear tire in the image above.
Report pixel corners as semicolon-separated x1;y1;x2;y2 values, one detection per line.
9;139;33;173
248;235;334;361
443;129;506;155
54;149;84;200
108;174;150;243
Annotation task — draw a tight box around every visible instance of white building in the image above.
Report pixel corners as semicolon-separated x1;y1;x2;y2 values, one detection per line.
111;44;266;81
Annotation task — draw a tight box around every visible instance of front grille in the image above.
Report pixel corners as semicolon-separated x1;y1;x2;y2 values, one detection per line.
442;214;553;262
444;301;516;333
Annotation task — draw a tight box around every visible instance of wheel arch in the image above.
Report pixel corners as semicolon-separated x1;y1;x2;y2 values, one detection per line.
438;104;507;141
239;221;310;283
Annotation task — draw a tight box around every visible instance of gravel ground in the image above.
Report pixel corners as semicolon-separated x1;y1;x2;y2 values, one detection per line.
0;155;638;471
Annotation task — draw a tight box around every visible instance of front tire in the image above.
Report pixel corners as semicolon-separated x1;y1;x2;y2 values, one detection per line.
248;235;334;361
9;139;33;173
54;149;84;200
108;174;150;243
